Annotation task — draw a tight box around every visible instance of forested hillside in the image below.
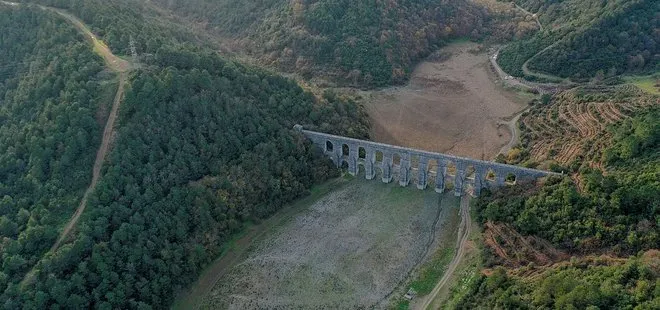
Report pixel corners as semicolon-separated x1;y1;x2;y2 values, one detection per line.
481;98;659;253
151;0;539;87
459;88;659;308
1;1;370;308
20;0;203;56
3;28;368;310
454;252;659;309
0;5;111;296
498;0;659;80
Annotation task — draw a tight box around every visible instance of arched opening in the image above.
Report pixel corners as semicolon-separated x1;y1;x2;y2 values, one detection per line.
426;158;439;190
342;144;350;157
357;163;366;177
358;146;366;159
325;140;334;153
446;161;457;177
374;165;384;180
410;154;420;169
375;150;384;163
486;168;496;182
341;160;349;171
465;165;476;181
427;158;438;177
505;173;517;185
393;153;402;166
410;154;420;186
427;159;438;175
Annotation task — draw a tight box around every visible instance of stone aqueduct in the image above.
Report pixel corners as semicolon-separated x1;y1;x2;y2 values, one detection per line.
295;125;560;196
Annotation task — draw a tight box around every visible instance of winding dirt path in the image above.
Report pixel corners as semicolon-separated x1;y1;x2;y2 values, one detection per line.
497;108;529;155
416;195;471;310
521;41;567;83
5;5;132;286
42;5;131;252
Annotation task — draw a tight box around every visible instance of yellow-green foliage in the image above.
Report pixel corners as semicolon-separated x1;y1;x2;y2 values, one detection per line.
453;254;659;309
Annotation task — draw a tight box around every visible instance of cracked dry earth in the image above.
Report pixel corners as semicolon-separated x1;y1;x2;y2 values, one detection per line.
202;179;458;309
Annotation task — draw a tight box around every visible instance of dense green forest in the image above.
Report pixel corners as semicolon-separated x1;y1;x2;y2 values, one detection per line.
476;108;659;253
151;0;539;87
1;2;370;308
20;0;202;56
453;253;659;309
498;0;659;80
3;41;368;307
0;5;110;297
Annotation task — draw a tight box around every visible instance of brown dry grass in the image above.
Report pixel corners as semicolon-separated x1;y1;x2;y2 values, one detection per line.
363;42;529;160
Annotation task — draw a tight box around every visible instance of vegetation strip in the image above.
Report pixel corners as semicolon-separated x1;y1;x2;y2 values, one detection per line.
418;196;472;309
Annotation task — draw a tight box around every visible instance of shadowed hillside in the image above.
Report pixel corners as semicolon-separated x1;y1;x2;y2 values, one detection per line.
498;0;659;81
150;0;539;87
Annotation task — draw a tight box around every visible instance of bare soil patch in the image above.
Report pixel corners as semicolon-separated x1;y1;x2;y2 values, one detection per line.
482;221;568;268
364;42;528;160
202;178;460;309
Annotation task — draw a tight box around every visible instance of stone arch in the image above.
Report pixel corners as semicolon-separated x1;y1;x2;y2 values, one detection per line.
410;154;420;169
342;143;350;157
446;160;457;176
373;165;384;179
375;150;384;163
427;158;438;177
465;165;476;181
357;162;366;177
341;159;349;170
393;153;402;166
358;146;366;159
506;172;517;184
325;140;334;153
485;168;496;182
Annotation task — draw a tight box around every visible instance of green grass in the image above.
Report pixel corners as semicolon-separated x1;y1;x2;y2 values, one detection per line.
396;299;410;310
624;75;660;95
410;247;456;295
436;217;484;309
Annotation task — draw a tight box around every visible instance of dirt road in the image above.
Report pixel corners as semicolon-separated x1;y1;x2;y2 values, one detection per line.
49;73;127;252
42;5;131;252
521;41;569;83
497;108;528;155
14;3;131;286
416;195;471;310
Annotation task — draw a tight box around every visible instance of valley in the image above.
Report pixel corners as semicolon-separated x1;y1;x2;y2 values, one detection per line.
362;42;531;160
0;0;657;309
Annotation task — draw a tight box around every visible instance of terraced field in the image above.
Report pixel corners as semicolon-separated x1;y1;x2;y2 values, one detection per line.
519;85;657;168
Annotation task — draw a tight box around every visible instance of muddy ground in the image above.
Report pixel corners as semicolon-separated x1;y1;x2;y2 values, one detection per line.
202;178;460;309
364;42;529;160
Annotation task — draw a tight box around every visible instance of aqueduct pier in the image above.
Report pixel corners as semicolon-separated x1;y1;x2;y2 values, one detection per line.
295;125;561;196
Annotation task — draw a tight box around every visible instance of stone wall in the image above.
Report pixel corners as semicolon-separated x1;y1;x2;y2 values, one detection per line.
295;125;561;196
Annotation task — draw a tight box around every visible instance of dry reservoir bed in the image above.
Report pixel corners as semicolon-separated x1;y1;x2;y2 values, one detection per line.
364;42;529;160
202;177;460;309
